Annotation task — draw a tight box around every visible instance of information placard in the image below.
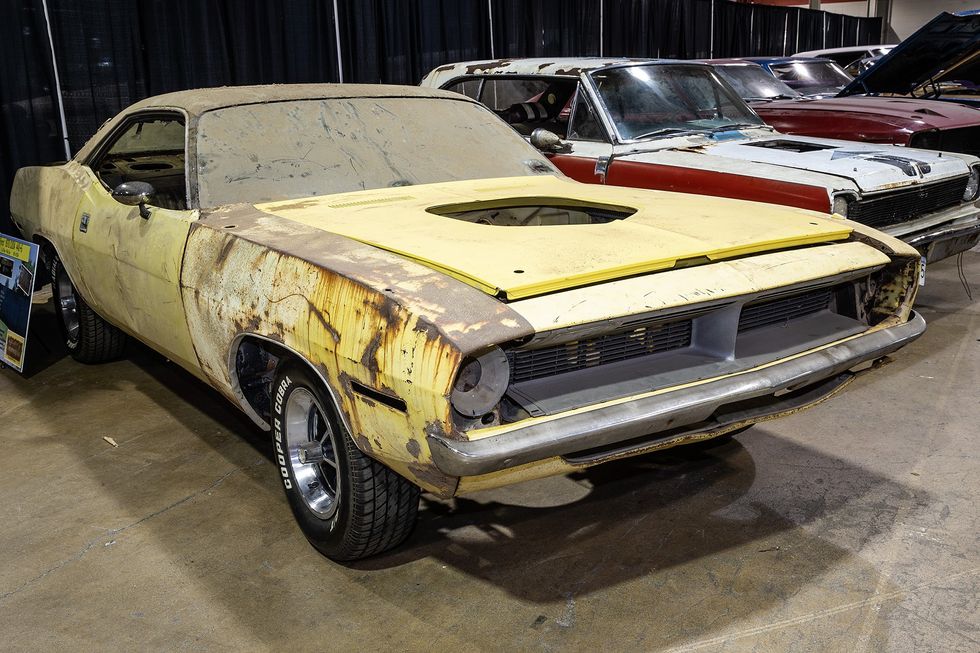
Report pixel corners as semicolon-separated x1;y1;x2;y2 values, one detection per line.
0;233;39;372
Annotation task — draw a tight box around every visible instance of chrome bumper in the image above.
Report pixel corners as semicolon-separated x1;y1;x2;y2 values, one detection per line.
428;312;927;477
903;221;980;262
883;201;980;261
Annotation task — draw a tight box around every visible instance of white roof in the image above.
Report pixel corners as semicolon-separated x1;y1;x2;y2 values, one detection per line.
420;57;696;88
794;45;895;57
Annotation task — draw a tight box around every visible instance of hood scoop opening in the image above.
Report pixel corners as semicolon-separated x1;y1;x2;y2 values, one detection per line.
746;139;838;154
429;199;636;226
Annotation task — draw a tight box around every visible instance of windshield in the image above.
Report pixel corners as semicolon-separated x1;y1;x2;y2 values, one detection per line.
195;97;557;207
713;65;800;100
589;64;764;141
768;61;853;95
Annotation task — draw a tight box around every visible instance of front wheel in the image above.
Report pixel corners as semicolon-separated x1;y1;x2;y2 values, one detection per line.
271;362;420;561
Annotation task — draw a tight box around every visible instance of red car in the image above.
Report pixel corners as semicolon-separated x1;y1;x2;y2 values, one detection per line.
709;59;980;157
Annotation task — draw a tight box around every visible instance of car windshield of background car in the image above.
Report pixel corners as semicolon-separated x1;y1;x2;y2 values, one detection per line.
769;61;852;93
589;64;765;141
714;65;801;101
195;97;558;207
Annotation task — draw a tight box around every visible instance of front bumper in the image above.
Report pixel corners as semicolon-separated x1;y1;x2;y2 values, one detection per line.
882;201;980;262
428;312;926;477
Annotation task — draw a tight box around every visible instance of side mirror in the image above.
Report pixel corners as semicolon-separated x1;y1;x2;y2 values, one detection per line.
530;128;572;154
112;181;155;219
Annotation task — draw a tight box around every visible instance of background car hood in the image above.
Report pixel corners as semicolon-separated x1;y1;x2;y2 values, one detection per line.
753;96;980;130
618;132;967;193
840;10;980;97
616;132;968;192
254;176;852;300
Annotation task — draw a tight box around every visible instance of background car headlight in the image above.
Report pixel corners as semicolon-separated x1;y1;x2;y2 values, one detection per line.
963;165;980;201
450;347;510;418
832;194;852;217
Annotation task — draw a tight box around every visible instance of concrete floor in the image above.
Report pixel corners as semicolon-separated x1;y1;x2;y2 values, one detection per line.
1;250;977;653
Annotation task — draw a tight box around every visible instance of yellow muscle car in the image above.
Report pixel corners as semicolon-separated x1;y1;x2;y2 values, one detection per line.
9;85;926;560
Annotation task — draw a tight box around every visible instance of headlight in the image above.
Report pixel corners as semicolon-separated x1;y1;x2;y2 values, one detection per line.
911;130;941;151
832;194;852;217
963;165;980;201
450;347;510;418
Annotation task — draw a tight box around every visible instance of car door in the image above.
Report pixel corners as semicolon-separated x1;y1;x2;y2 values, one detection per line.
69;110;200;371
549;84;614;184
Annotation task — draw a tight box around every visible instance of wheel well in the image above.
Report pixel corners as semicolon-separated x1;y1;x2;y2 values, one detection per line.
231;335;349;433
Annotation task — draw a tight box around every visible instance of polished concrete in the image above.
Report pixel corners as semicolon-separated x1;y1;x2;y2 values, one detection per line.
1;249;977;652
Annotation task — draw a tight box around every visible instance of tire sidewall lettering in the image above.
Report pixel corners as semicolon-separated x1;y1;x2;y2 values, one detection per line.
273;375;293;490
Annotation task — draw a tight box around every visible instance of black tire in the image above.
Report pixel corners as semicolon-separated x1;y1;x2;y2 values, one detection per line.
271;362;420;561
48;252;126;363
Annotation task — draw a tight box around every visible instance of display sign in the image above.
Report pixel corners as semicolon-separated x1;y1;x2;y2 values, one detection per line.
0;233;39;372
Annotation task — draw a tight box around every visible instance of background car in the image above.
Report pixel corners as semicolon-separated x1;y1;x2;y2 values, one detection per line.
837;10;980;108
424;58;980;262
710;59;980;159
10;84;926;560
739;57;854;98
794;45;895;76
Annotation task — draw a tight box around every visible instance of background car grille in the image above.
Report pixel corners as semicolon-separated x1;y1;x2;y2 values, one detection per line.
507;320;693;384
847;177;967;229
738;287;833;332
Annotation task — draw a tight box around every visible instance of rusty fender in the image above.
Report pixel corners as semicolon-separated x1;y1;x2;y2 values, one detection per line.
178;204;533;497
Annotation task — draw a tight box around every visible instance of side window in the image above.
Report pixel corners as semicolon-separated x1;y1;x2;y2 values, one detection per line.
443;79;482;100
567;87;607;142
478;78;577;137
93;115;187;210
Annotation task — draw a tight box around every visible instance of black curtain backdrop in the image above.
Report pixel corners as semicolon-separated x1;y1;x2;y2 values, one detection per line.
0;0;882;236
491;0;602;58
0;0;64;236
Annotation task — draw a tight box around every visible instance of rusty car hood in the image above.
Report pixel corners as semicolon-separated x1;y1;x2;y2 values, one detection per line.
617;130;968;193
254;176;851;300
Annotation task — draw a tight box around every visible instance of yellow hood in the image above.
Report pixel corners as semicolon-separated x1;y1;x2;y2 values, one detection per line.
256;176;849;300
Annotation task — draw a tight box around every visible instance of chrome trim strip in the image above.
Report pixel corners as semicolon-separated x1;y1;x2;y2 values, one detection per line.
901;219;980;249
428;312;926;476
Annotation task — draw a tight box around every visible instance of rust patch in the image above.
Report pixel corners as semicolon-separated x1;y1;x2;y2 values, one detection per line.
464;59;516;75
412;316;444;343
355;434;374;455
360;329;383;376
214;237;236;268
305;298;342;343
407;462;458;498
406;439;421;459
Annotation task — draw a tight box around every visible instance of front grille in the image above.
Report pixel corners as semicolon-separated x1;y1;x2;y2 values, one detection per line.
848;177;967;229
507;320;693;384
738;287;834;333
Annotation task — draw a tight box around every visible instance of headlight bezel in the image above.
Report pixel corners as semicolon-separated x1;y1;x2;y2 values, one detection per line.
450;347;510;418
831;193;855;218
963;164;980;202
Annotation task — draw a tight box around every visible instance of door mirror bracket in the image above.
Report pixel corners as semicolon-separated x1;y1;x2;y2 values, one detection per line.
112;181;155;219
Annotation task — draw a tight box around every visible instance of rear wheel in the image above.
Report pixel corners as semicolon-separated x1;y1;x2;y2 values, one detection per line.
271;362;420;561
48;253;126;363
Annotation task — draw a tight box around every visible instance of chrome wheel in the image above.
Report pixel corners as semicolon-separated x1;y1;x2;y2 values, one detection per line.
284;387;340;519
54;265;79;342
